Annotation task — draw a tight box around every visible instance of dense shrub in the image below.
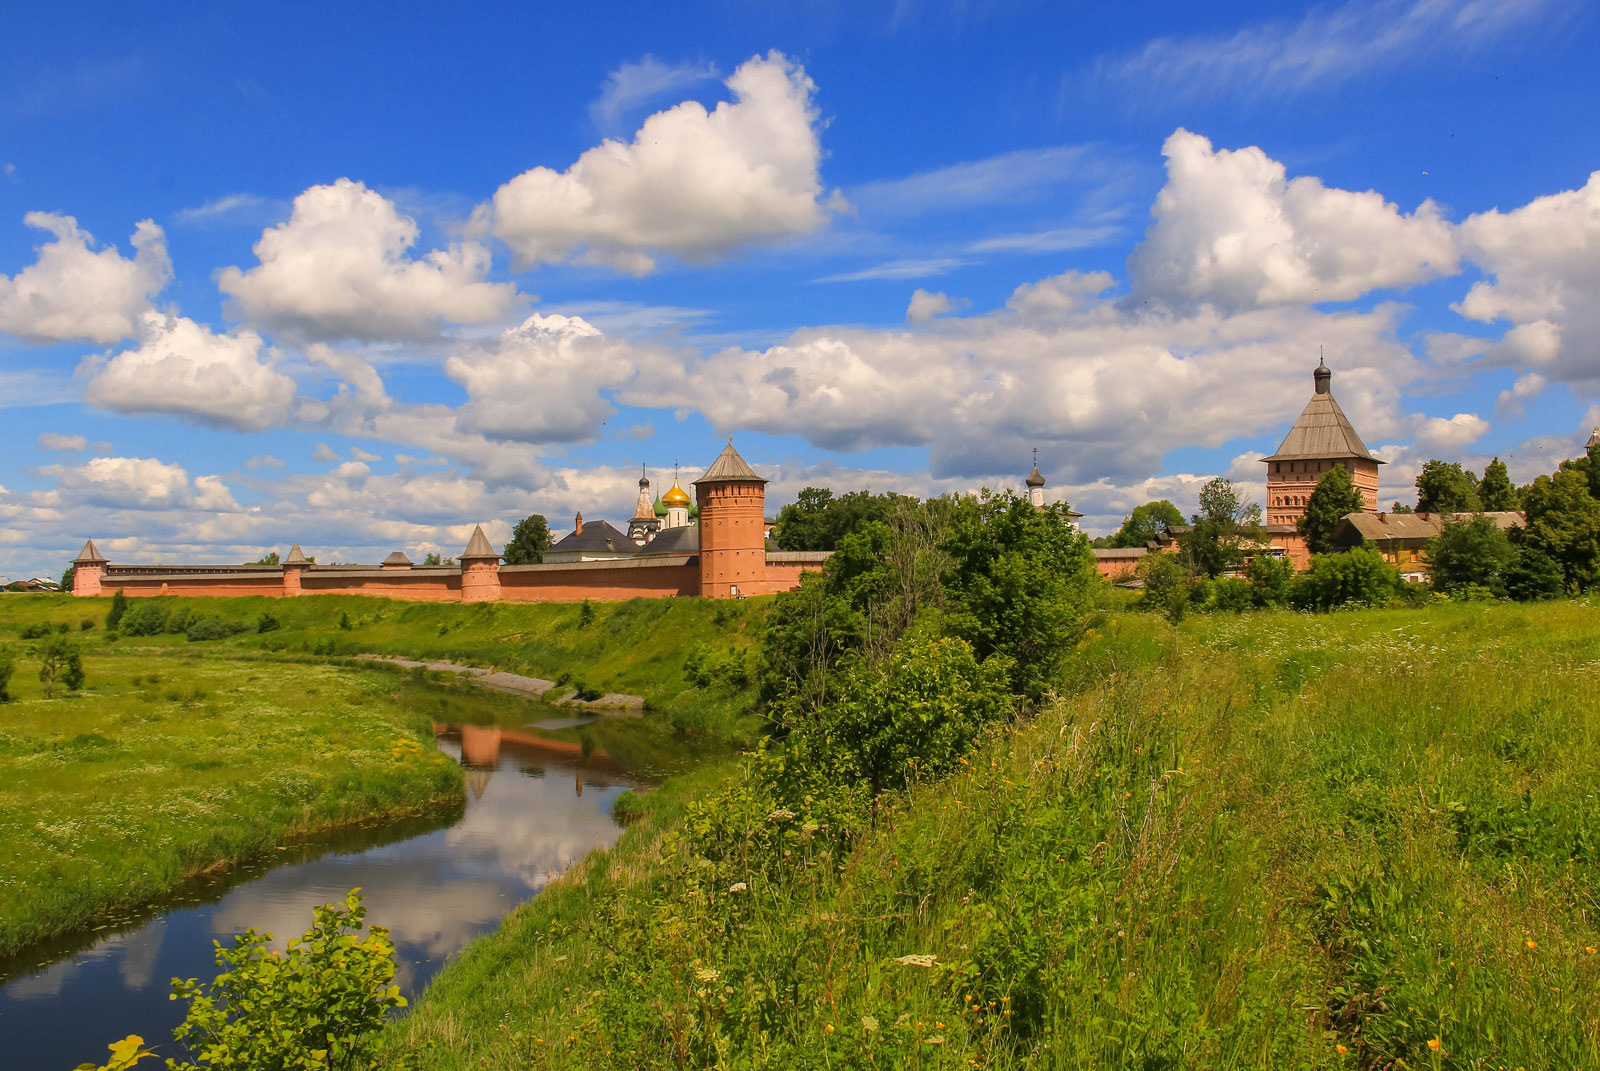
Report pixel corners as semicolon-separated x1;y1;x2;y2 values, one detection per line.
1194;577;1254;613
684;644;751;691
0;645;12;702
186;617;251;642
776;623;1013;795
256;611;281;634
19;622;54;639
1137;551;1191;623
1292;546;1401;610
118;600;170;637
942;491;1097;700
1504;544;1565;601
80;617;96;631
1247;554;1295;607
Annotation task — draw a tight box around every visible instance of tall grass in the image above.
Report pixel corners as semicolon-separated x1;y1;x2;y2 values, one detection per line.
380;598;1600;1069
0;648;462;958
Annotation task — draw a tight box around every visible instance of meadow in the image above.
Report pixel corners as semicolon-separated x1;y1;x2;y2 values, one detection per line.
0;606;465;958
379;598;1600;1070
6;592;768;738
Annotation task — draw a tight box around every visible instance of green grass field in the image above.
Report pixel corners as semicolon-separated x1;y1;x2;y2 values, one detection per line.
0;614;465;958
379;598;1600;1069
4;592;767;739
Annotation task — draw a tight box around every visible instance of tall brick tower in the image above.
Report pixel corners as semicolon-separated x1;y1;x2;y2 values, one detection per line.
458;524;502;603
1263;358;1382;528
694;441;768;598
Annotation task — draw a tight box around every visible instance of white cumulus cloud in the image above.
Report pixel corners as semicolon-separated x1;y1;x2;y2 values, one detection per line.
1454;169;1600;385
1129;129;1459;309
445;313;634;443
83;312;297;433
218;179;523;341
0;212;171;343
490;52;840;275
42;456;237;511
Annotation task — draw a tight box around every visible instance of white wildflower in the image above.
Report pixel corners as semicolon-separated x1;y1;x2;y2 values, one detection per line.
861;1015;879;1033
894;954;938;967
728;881;748;893
694;967;720;983
768;808;796;821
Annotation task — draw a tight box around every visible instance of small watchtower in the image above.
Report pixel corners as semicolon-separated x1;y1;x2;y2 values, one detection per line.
71;539;109;596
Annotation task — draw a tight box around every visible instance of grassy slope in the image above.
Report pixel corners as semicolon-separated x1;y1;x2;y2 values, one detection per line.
6;592;766;738
381;599;1600;1069
0;611;464;958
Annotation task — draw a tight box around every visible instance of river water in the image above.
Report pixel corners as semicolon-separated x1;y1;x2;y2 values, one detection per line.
0;715;697;1069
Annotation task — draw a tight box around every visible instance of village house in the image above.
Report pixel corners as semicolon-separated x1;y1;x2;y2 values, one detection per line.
1327;510;1528;583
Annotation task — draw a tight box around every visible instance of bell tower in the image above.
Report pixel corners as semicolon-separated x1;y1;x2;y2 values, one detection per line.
694;441;768;598
1262;356;1382;529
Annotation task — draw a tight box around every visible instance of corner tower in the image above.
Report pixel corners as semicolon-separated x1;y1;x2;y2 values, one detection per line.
694;441;767;598
1262;358;1382;528
71;539;108;596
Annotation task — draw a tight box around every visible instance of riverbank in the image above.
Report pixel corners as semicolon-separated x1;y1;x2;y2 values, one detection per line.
0;646;462;959
379;598;1600;1069
8;593;766;741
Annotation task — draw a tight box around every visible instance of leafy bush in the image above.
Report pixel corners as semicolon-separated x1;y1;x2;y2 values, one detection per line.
164;604;193;634
80;617;96;631
167;890;406;1071
1194;577;1253;613
72;1034;156;1071
1247;554;1295;608
55;621;70;634
942;491;1097;700
185;617;251;642
1137;551;1191;623
684;644;752;691
35;635;84;697
256;611;281;634
338;611;352;631
577;599;596;628
777;624;1013;794
1292;547;1401;611
19;622;54;639
1504;544;1565;601
118;600;169;637
0;645;12;702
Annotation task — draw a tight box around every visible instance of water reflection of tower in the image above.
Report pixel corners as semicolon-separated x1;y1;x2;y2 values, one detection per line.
459;724;501;800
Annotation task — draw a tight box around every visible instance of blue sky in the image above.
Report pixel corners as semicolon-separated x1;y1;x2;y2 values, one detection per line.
2;0;1597;578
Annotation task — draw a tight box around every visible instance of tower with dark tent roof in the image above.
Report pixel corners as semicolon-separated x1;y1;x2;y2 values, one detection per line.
1262;357;1382;530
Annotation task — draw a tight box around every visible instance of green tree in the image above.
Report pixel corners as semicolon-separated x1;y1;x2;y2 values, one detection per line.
1107;500;1185;548
1426;516;1514;596
1503;544;1565;601
1246;554;1295;608
1137;552;1192;623
1478;457;1520;511
771;488;915;552
168;890;406;1071
1180;477;1261;578
502;514;552;565
60;564;76;592
1299;465;1365;554
36;635;84;698
1291;546;1400;611
251;551;280;566
940;491;1096;700
1521;468;1600;591
1415;459;1482;514
1390;501;1413;513
0;645;13;702
105;589;128;631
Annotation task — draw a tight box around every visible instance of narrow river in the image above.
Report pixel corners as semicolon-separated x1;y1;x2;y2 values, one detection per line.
0;712;703;1069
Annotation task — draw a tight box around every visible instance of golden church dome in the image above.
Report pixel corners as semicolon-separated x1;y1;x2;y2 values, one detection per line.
661;482;691;508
